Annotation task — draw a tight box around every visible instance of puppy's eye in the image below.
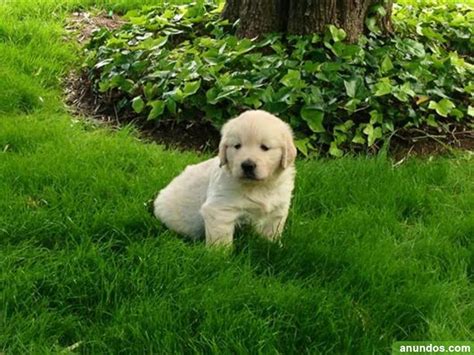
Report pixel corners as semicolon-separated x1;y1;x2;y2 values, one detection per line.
234;144;241;150
260;144;270;151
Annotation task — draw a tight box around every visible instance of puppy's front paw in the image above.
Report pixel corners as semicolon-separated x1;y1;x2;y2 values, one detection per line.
208;242;235;256
257;217;286;243
206;235;234;248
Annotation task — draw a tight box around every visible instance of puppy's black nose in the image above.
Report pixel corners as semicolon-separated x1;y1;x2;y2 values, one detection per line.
241;159;256;175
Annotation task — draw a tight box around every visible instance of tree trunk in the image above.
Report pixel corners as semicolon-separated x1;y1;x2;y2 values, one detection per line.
377;0;394;35
236;0;289;38
288;0;373;43
221;0;241;23
222;0;392;42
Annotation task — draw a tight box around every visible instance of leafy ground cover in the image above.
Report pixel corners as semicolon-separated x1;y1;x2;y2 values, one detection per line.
84;1;474;156
1;0;473;353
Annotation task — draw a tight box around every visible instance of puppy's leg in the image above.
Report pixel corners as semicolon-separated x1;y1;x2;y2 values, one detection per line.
256;211;288;242
200;204;237;247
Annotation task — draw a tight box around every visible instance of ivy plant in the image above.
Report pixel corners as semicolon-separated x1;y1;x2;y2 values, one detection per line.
85;1;474;156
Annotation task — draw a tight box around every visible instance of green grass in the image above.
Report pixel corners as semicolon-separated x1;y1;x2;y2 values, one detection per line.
1;0;473;353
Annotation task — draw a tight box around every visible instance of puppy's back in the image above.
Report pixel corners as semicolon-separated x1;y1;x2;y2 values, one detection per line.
154;157;219;239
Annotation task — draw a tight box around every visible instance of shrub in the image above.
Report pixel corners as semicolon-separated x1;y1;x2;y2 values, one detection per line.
84;2;474;156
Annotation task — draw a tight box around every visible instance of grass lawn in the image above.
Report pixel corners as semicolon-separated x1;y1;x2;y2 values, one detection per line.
1;0;473;353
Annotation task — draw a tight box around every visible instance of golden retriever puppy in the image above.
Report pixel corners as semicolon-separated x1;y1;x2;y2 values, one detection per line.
153;110;297;246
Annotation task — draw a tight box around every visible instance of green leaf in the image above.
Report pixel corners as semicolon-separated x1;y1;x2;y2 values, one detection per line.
166;98;177;114
335;120;354;133
344;99;361;113
363;124;382;146
328;25;346;42
139;36;168;50
426;115;438;127
131;96;145;113
395;82;415;102
243;94;262;109
352;131;366;144
294;138;310;157
202;49;221;65
365;17;381;35
344;80;357;98
211;85;243;104
381;56;394;73
280;70;302;87
374;4;387;16
467;106;474;117
417;26;445;42
369;110;383;124
451;108;463;120
397;39;426;58
374;78;392;96
235;38;255;55
329;141;343;157
203;105;224;122
143;83;156;100
344;44;362;58
465;83;474;94
428;99;455;117
343;77;365;100
206;87;219;104
383;121;394;132
303;61;318;73
94;58;112;69
183;80;201;96
330;42;361;59
301;106;325;133
402;82;415;96
148;100;165;120
170;88;184;103
129;15;147;25
108;75;134;93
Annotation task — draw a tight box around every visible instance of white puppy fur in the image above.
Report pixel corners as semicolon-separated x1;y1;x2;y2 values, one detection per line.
153;110;297;246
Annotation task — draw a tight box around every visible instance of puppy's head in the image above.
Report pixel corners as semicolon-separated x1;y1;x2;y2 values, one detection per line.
219;110;296;182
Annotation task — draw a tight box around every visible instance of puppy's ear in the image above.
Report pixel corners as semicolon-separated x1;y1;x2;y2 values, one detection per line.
218;140;228;167
218;121;230;167
281;126;297;169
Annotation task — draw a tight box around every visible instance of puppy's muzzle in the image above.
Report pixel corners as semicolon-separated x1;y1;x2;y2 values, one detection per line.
241;159;257;179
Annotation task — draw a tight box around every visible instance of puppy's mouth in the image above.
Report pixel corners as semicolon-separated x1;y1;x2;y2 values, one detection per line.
239;173;264;182
244;171;256;179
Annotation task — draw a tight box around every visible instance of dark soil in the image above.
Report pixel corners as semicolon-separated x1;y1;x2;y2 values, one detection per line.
142;120;220;152
64;71;220;153
64;12;473;158
65;11;125;43
389;126;474;160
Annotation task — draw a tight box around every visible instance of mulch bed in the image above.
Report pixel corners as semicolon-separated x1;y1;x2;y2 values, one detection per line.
65;11;125;43
63;11;474;158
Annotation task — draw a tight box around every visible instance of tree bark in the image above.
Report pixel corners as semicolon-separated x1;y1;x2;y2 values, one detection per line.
377;0;394;35
222;0;289;38
221;0;393;42
235;0;289;38
288;0;373;43
221;0;242;23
